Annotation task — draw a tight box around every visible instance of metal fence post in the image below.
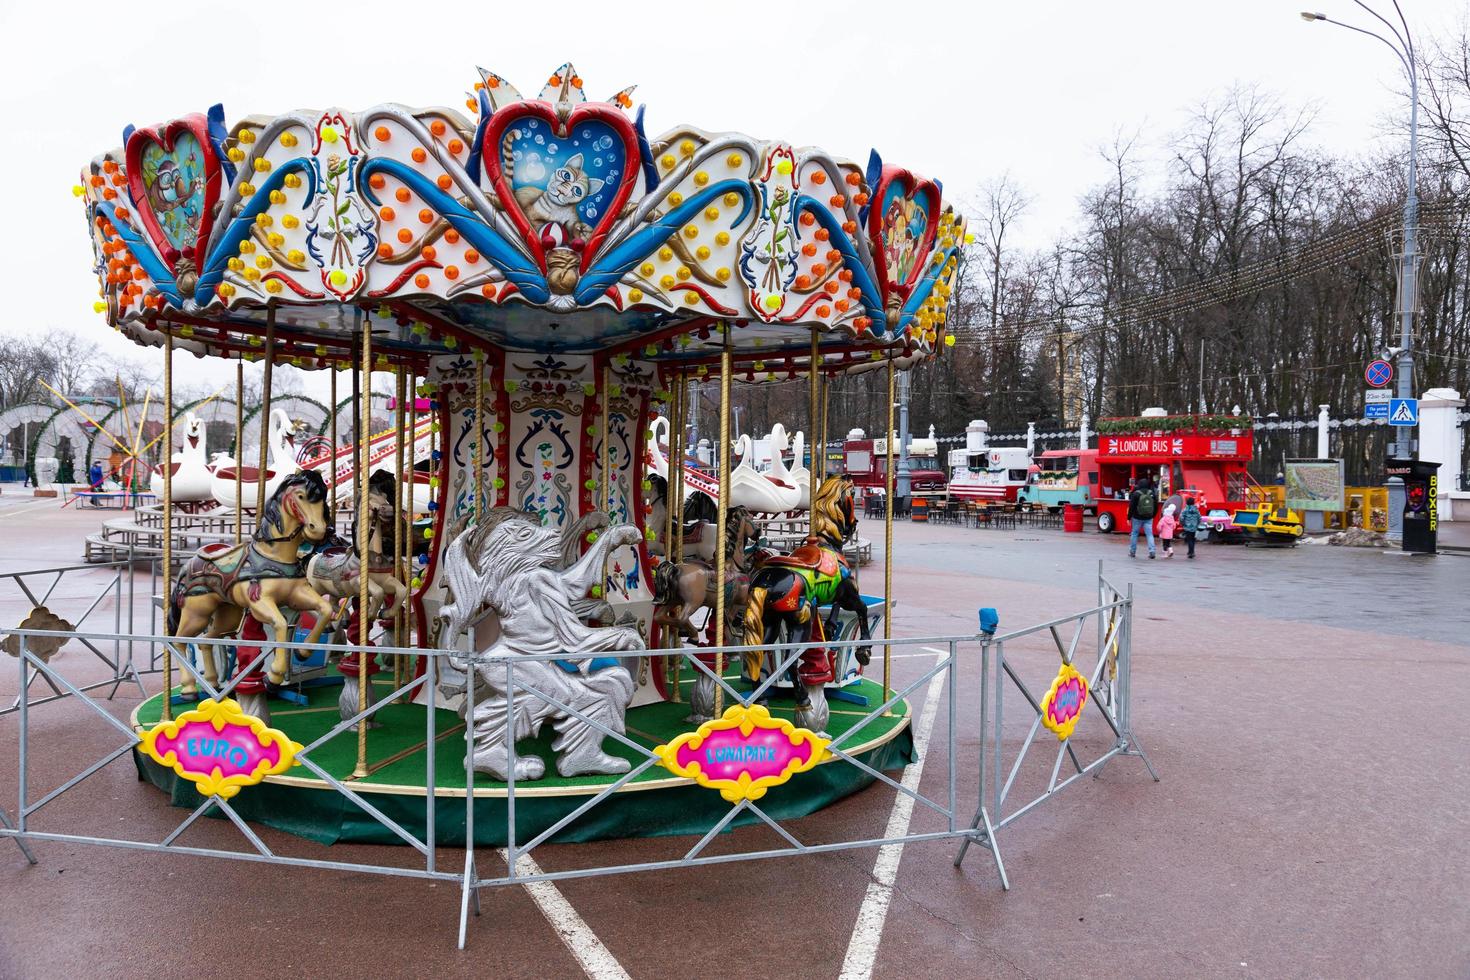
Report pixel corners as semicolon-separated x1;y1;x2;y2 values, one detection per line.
505;659;517;876
947;639;957;833
425;653;437;875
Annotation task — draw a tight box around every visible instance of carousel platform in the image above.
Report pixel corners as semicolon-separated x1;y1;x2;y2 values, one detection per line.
129;665;914;846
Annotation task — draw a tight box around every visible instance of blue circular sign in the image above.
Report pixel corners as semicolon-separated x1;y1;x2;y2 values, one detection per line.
1365;360;1393;388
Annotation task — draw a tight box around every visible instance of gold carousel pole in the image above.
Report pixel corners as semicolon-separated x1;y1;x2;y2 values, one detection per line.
393;367;407;690
808;327;820;535
713;338;732;716
401;369;416;700
161;331;174;721
667;371;685;702
233;359;243;545
354;317;373;779
330;366;339;530
254;306;276;519
883;353;896;713
474;352;486;520
819;368;829;480
601;362;611;516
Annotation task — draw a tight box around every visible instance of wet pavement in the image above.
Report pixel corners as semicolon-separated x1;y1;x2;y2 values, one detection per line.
1;496;1468;979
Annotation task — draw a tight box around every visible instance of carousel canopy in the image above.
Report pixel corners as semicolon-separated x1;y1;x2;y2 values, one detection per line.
81;64;965;372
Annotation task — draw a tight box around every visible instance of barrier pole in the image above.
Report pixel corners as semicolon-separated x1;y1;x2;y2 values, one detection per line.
819;367;829;478
883;354;895;712
161;332;174;721
354;315;372;779
714;338;732;715
474;352;485;520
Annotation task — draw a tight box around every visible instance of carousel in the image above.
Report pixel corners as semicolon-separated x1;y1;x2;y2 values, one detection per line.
79;62;966;845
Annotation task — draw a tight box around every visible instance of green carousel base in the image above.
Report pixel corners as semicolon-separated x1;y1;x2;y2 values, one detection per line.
129;667;915;847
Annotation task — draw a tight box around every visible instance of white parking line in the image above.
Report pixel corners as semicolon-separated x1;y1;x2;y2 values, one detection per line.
501;849;631;980
839;649;949;980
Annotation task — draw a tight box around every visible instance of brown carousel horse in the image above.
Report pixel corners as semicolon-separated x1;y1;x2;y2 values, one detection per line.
169;470;337;694
651;506;761;642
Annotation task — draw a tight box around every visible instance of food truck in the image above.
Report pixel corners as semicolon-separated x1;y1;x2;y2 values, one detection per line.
1018;448;1099;511
946;419;1032;502
1091;413;1256;533
842;427;948;498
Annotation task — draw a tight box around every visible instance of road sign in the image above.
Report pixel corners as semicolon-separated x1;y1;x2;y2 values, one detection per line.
1365;360;1394;387
1388;398;1418;426
1364;389;1390;419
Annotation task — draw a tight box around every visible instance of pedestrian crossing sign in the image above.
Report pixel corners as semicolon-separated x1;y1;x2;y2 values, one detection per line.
1388;398;1418;426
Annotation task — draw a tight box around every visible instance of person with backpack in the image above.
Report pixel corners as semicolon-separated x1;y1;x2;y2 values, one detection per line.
1180;495;1202;559
1128;475;1157;559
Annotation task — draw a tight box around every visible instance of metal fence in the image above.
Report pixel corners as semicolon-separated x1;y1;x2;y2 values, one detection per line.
1;568;1156;948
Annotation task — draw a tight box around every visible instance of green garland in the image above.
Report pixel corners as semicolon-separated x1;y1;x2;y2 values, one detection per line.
1094;414;1253;434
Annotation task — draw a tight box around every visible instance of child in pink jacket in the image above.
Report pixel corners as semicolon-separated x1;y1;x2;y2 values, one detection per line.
1158;504;1178;558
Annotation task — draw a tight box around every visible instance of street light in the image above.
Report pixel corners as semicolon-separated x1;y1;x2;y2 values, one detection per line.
1299;1;1419;535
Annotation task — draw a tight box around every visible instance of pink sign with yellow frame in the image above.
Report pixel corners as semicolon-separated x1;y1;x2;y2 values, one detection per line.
136;698;302;799
655;704;829;803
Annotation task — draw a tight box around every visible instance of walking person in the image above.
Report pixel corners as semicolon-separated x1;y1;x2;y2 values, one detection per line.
1128;475;1157;559
1158;503;1177;558
1180;495;1202;559
87;460;104;507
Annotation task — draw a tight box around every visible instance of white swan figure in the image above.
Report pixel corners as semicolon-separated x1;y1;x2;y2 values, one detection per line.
786;429;812;510
729;432;801;513
210;409;303;510
149;412;214;502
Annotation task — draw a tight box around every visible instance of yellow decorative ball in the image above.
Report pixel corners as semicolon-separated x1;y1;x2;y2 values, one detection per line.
726;153;743;169
775;159;793;175
660;154;676;170
658;246;673;262
683;225;698;239
640;262;655;277
716;267;731;282
715;232;730;247
693;171;709;186
679;139;695;157
696;245;711;260
280;133;298;148
628;288;644;303
668;192;683;206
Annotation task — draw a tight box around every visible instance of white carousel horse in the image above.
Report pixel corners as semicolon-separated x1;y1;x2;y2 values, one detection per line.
209;409;305;510
149;412;214;502
729;433;801;514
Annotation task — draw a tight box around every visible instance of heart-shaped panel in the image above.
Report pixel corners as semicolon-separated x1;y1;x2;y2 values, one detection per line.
125;114;221;278
483;103;639;275
867;166;939;301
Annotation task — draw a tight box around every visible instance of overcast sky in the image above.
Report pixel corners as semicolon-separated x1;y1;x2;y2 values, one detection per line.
1;0;1462;400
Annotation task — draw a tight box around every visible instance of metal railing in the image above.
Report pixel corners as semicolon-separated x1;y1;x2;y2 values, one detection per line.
1;569;1157;948
1;558;148;716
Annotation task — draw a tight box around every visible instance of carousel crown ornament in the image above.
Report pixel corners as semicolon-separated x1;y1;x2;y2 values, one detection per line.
79;62;965;361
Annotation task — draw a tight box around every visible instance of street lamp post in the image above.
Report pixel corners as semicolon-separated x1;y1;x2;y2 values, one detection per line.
1301;4;1418;538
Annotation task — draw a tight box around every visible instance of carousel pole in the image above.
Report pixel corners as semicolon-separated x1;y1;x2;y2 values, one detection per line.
808;328;820;534
354;316;373;779
474;352;485;521
819;369;829;479
233;359;243;545
393;367;407;690
400;368;416;701
883;354;896;713
254;306;277;518
161;331;174;721
601;362;611;517
330;366;339;526
667;371;685;702
714;337;732;716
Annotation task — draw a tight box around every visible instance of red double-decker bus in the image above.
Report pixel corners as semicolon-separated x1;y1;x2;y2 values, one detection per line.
1091;415;1256;534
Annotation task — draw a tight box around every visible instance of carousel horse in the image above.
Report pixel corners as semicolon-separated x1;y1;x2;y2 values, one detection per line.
646;473;721;560
436;509;644;781
651;506;760;642
168;470;336;695
735;477;872;733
